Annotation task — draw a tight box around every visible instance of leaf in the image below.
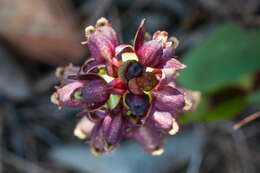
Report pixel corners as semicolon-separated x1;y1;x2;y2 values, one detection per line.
247;89;260;104
180;95;246;123
205;95;246;122
178;23;260;93
0;0;84;64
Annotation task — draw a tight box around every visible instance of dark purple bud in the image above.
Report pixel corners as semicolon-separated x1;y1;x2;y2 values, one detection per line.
125;61;143;80
95;18;119;47
88;33;114;63
118;61;131;84
152;86;184;112
136;40;163;67
81;74;110;105
125;93;149;116
118;60;143;83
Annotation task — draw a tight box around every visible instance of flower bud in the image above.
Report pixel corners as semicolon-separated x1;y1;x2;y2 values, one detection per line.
125;93;149;116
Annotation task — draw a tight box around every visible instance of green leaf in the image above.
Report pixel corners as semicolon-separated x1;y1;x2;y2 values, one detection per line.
180;95;246;123
178;23;260;93
247;89;260;104
107;94;121;110
205;95;246;122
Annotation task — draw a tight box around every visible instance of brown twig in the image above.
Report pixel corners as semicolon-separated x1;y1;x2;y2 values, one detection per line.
233;112;260;130
220;123;255;173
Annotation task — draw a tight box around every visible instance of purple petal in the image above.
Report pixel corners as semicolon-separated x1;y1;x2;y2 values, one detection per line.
118;60;138;84
104;114;125;145
88;32;115;63
147;110;173;133
96;18;119;47
163;58;186;70
159;67;176;86
158;58;186;85
81;74;110;105
162;46;175;59
136;40;163;67
152;86;185;112
97;26;119;47
134;19;146;52
90;121;106;153
57;81;85;107
133;126;163;153
153;46;174;69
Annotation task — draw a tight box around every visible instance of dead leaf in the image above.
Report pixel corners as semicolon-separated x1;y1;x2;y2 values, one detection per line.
0;0;85;65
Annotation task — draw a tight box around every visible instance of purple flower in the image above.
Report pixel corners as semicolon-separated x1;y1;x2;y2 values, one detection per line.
51;17;199;155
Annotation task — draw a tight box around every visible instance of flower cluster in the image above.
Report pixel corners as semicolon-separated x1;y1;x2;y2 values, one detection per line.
51;18;198;155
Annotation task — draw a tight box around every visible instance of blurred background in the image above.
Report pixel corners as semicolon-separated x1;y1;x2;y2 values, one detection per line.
0;0;260;172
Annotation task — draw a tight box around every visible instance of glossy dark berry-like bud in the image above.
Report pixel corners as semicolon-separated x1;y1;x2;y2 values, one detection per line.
125;93;149;116
125;61;143;80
